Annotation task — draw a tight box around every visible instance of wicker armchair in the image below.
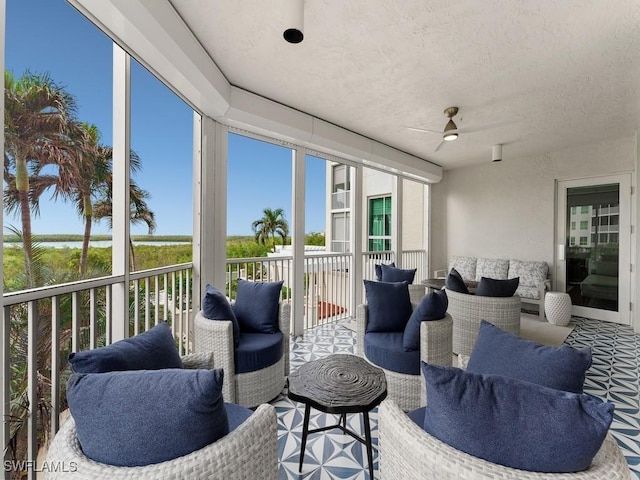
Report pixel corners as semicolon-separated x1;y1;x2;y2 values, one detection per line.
194;303;290;407
378;399;632;480
445;288;521;366
356;304;452;411
45;403;277;480
45;352;278;479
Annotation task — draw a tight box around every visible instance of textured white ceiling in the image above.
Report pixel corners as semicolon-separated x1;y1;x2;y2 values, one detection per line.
170;0;640;170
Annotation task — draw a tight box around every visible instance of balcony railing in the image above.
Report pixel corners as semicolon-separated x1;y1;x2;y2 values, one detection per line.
1;249;427;478
1;263;193;480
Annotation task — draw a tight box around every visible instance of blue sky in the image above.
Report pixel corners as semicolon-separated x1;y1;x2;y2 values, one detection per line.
4;0;326;237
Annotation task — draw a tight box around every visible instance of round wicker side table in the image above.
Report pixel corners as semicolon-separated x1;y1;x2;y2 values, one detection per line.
544;292;572;326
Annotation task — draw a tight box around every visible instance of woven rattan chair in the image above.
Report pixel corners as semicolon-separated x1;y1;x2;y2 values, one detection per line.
194;303;290;408
445;288;521;366
378;399;632;480
45;352;278;479
45;403;277;480
356;304;452;411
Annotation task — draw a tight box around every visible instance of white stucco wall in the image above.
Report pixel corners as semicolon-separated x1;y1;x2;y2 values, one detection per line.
430;136;636;275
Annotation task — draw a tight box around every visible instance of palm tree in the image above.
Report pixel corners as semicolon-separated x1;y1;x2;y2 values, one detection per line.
53;122;111;275
4;70;77;287
251;207;289;253
93;176;156;271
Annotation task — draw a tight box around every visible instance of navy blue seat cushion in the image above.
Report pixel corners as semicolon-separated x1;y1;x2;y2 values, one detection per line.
225;402;253;429
235;331;284;374
466;320;592;393
364;280;413;333
375;262;395;281
233;279;283;334
444;268;469;294
421;362;613;473
407;406;425;426
202;284;241;347
475;276;520;297
402;289;448;351
68;322;182;374
67;368;229;467
380;264;417;283
364;332;420;375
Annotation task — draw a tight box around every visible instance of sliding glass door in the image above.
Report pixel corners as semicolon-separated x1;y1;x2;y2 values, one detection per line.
556;174;631;324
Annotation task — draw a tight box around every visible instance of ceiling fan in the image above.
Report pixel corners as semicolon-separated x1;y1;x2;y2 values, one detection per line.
406;106;460;152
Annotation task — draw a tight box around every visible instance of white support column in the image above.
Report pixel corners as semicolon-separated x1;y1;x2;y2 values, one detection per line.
392;175;403;266
351;165;364;310
634;131;639;333
111;44;131;341
424;183;431;279
199;117;227;295
291;148;306;336
0;2;9;473
191;113;203;311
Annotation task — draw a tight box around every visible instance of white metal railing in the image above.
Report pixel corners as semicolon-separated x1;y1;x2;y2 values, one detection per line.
1;263;192;480
225;253;353;330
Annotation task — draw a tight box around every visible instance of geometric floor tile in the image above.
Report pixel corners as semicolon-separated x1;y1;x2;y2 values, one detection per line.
275;316;640;479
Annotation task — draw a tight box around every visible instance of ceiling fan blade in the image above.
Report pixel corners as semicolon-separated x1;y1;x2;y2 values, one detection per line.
433;140;445;152
405;126;441;134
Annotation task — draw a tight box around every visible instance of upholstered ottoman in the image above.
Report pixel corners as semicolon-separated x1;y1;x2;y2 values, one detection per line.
544;292;572;326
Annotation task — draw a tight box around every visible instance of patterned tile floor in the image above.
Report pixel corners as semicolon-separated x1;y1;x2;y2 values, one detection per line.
273;317;640;479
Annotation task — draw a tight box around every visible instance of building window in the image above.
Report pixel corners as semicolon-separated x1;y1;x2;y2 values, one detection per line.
331;164;350;209
581;206;590;214
579;236;588;246
580;221;588;230
570;221;576;230
368;196;391;251
570;237;576;246
571;206;577;214
331;211;350;252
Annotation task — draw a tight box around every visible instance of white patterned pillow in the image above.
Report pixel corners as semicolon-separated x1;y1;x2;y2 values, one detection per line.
475;258;509;281
508;260;548;288
448;256;477;281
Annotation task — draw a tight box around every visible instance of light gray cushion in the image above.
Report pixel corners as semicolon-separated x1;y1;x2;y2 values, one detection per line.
508;260;548;288
448;256;477;282
475;258;509;281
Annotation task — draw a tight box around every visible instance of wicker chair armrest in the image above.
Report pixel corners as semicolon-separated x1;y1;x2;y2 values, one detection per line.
45;404;278;480
278;302;291;375
408;284;427;304
355;304;368;356
194;311;235;402
181;351;215;370
419;314;453;367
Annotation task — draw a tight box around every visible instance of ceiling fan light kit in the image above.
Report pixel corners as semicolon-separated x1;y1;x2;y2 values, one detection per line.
283;0;304;44
492;144;503;162
442;107;459;141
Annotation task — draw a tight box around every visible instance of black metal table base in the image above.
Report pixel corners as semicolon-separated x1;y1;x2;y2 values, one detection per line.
299;405;375;479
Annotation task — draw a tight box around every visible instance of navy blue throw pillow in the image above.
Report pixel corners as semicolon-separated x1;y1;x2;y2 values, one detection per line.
203;284;241;347
233;279;283;334
466;320;592;393
444;268;469;294
375;262;395;281
475;276;519;297
364;280;412;333
68;322;182;373
380;264;417;283
421;362;614;473
402;289;448;351
67;368;229;467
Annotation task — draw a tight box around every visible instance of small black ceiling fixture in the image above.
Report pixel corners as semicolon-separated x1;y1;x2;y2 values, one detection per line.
283;0;304;44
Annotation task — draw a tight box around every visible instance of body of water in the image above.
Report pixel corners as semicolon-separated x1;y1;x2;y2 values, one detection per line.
4;241;191;249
